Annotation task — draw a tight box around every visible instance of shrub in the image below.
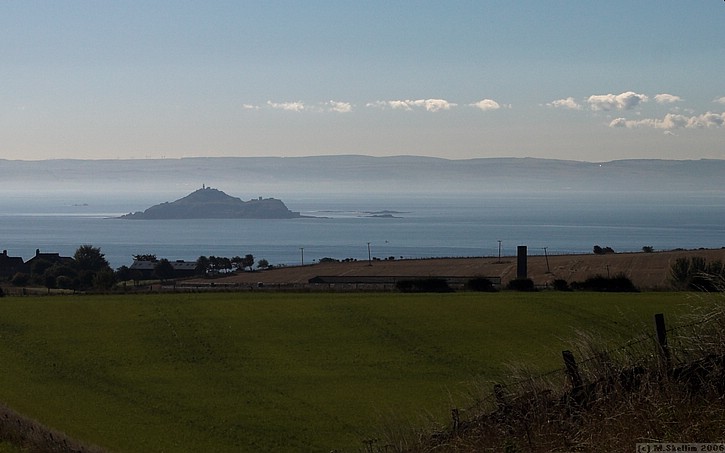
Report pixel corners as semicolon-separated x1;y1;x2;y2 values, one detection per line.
571;273;638;292
11;273;29;287
593;245;615;255
396;278;453;293
55;275;75;290
642;246;654;253
551;279;570;291
466;277;498;292
506;278;536;291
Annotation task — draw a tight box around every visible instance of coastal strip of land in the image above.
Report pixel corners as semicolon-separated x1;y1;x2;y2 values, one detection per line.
185;248;725;290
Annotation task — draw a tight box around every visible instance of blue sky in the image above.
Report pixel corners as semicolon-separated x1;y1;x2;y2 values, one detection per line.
2;1;724;161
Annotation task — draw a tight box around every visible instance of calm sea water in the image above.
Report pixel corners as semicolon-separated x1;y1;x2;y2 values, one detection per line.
1;192;723;270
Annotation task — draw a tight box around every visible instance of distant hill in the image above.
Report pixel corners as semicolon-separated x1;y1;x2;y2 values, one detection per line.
1;156;724;198
120;187;301;219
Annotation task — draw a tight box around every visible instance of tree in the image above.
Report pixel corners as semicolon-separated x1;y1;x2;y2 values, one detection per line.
593;245;614;255
93;269;116;290
44;274;56;292
133;254;157;262
73;245;112;290
115;265;132;283
11;273;29;287
242;254;255;271
154;259;175;282
56;275;74;290
30;258;53;282
218;257;233;274
195;256;210;276
74;245;111;272
257;259;269;269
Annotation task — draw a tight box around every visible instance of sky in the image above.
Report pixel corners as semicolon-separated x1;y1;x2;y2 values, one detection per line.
2;1;725;162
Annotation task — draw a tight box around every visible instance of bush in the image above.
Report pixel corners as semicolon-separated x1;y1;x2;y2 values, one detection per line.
506;278;536;291
396;278;453;293
593;245;615;255
11;273;29;287
570;273;638;292
466;277;498;292
551;279;570;291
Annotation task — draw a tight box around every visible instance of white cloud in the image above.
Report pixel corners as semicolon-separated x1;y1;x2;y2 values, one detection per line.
609;112;725;130
325;100;353;113
588;91;648;111
546;97;581;110
414;99;457;112
242;103;259;110
389;100;413;111
654;93;682;104
267;101;305;112
366;99;456;112
470;99;502;111
714;96;725;105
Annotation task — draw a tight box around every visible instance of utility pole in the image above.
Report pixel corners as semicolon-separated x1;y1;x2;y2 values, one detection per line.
543;247;550;273
367;242;372;266
300;247;304;266
497;240;502;263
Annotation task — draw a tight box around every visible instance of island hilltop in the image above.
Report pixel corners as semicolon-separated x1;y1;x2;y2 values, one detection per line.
120;186;301;219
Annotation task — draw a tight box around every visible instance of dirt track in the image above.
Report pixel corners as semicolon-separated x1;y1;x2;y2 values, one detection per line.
188;248;725;290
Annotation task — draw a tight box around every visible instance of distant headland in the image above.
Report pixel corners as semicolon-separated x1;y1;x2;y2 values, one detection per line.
120;187;302;220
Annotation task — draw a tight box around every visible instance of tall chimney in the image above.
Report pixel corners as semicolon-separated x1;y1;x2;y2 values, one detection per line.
517;245;528;279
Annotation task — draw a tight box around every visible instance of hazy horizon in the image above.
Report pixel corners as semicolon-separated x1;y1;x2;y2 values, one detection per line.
2;2;724;162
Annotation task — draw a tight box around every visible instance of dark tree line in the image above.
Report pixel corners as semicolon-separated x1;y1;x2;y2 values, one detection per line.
195;254;264;276
11;244;114;291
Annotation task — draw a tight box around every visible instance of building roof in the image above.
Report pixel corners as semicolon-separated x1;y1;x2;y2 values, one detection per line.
24;249;74;265
0;250;24;266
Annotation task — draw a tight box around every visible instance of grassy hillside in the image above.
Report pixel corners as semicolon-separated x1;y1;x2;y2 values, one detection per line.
0;292;708;452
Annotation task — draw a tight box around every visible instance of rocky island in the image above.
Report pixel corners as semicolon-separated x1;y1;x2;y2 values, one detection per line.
120;187;301;219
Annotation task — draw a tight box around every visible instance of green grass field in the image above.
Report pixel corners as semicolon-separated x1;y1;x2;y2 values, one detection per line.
0;291;712;452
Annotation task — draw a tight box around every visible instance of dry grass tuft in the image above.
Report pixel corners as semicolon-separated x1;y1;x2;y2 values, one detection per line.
0;403;105;453
381;292;725;452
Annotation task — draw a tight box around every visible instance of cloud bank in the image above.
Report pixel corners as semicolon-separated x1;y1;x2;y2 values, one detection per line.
609;112;725;130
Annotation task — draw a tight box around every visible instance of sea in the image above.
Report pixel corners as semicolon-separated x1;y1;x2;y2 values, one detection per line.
1;191;724;270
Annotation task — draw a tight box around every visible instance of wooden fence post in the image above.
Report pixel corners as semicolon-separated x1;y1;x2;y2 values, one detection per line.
493;384;505;407
654;313;671;370
562;350;583;389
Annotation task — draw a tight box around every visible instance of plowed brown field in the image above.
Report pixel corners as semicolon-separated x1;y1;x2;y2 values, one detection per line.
187;248;725;290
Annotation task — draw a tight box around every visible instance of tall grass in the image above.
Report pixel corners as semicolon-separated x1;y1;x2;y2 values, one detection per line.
403;291;725;452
